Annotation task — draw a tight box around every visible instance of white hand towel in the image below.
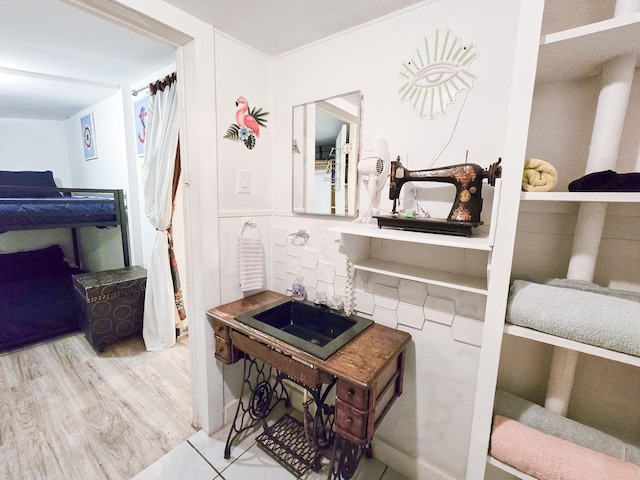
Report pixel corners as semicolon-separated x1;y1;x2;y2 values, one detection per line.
237;235;265;292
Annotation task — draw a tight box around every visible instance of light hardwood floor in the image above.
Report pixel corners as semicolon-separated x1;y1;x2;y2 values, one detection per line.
0;333;195;480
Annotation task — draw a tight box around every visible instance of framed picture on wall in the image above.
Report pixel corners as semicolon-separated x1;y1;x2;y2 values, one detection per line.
133;95;150;156
81;112;98;160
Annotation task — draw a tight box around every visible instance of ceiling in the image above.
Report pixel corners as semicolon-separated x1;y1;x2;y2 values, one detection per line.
0;0;425;121
162;0;426;57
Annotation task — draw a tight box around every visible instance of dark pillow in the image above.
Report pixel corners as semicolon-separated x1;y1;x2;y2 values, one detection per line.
0;170;62;198
0;245;71;284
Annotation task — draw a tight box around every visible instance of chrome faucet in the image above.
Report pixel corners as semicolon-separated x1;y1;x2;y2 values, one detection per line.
314;292;344;312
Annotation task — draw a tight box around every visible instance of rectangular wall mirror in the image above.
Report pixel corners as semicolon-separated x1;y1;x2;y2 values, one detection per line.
292;91;361;216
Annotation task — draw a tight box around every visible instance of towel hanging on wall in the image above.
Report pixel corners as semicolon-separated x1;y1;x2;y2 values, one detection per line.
237;219;265;292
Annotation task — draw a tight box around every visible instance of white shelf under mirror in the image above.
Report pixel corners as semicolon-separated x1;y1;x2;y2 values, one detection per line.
329;223;494;251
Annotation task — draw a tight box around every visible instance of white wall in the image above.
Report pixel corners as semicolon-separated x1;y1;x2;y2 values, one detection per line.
214;32;273;304
0;119;77;257
211;31;274;416
64;93;130;189
268;1;524;478
0;118;72;185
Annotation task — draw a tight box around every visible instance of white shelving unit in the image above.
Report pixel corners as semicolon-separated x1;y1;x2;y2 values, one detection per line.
486;457;537;480
521;191;640;202
329;222;494;251
503;324;640;368
488;3;640;478
536;12;640;83
352;257;488;295
330;176;504;295
329;223;492;295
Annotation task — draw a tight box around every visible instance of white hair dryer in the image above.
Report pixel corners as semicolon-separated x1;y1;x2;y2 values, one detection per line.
357;138;390;222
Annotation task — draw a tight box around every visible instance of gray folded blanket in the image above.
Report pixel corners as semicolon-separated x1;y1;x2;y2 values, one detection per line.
494;390;640;465
511;276;640;302
506;279;640;357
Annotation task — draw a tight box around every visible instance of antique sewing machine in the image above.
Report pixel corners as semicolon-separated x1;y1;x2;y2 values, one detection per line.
374;158;502;236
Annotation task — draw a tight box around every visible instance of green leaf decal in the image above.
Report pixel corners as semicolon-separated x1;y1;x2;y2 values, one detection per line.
244;134;256;149
248;107;269;128
224;124;240;140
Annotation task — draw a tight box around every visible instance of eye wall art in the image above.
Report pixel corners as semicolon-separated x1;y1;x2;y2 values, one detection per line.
399;30;479;119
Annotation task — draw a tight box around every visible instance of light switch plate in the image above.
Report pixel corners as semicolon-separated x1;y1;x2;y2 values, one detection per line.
238;170;250;193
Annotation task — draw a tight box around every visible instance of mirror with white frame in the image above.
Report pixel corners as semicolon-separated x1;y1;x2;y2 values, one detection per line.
292;91;361;216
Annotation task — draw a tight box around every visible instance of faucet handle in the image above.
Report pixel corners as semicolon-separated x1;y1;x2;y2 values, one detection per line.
330;295;344;311
314;292;328;305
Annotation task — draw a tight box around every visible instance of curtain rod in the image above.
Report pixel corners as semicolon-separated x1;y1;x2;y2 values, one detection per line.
131;85;149;96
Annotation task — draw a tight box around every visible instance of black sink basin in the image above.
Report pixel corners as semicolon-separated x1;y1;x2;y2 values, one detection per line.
235;298;373;360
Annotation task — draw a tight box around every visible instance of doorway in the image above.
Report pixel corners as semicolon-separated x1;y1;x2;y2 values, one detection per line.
56;0;223;434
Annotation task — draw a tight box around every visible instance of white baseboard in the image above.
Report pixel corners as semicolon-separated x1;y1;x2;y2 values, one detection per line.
371;437;457;480
224;398;239;425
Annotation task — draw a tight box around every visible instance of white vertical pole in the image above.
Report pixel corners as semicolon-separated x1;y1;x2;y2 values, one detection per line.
565;202;609;281
545;347;580;415
583;54;637;176
566;53;635;281
545;46;636;415
614;0;640;15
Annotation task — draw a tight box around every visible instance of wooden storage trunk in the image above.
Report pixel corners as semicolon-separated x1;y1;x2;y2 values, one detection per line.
73;266;147;352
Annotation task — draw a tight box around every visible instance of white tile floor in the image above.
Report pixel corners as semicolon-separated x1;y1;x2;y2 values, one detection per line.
133;416;409;480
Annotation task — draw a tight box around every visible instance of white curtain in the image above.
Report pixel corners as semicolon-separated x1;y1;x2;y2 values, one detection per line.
142;78;179;351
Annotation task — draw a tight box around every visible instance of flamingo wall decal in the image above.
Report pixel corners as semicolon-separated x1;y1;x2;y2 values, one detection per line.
223;96;269;150
235;96;260;137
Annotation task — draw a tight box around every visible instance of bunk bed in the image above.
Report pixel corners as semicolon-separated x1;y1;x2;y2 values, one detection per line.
0;170;131;352
0;170;130;267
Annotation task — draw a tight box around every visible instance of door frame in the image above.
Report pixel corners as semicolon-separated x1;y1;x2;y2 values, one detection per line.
60;0;223;434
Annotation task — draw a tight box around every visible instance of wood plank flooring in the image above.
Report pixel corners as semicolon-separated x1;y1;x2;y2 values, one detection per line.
0;333;195;480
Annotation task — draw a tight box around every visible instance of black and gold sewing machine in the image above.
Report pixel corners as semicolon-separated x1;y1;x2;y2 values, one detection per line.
374;158;502;237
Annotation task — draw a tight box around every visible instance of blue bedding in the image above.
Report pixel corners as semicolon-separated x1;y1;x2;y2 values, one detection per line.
0;196;117;229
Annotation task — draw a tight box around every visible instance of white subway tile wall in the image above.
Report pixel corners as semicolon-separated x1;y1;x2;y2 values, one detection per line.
271;233;483;346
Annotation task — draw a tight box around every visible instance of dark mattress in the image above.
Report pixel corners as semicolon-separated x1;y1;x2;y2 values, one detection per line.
0;196;117;229
0;245;84;353
0;273;82;352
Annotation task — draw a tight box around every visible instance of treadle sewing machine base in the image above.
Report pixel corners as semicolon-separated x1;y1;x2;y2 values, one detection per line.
207;291;411;480
256;413;323;476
